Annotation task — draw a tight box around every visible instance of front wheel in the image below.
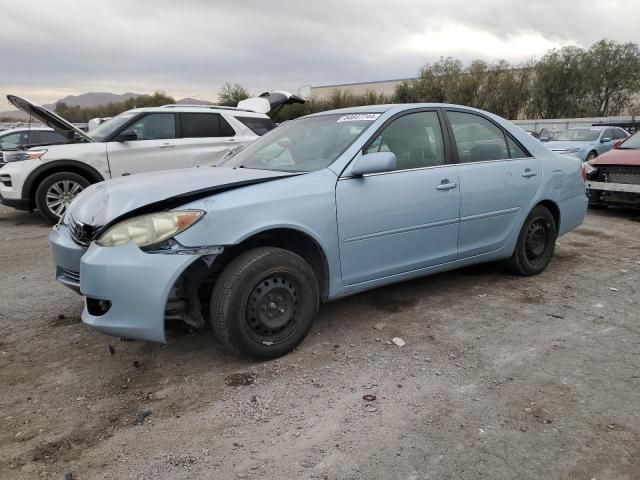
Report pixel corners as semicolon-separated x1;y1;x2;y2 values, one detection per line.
210;247;319;359
34;172;89;224
506;206;557;276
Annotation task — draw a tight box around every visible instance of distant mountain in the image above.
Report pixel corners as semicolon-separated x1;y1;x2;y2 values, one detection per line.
0;91;147;119
176;97;216;105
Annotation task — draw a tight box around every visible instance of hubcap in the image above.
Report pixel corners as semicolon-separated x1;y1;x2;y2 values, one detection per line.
46;180;84;218
245;274;300;344
525;220;548;261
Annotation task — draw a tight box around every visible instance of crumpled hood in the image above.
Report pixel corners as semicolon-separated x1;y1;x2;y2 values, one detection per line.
68;167;295;226
546;140;591;151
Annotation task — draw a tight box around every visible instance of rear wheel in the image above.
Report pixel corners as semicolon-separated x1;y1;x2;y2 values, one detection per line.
210;247;319;359
35;172;89;223
506;206;557;276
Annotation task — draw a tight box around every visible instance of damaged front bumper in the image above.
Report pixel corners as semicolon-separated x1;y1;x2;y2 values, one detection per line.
50;223;220;342
80;242;211;343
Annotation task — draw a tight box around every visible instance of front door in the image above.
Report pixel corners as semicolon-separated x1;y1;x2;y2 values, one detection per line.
445;110;541;258
336;110;460;286
106;112;181;177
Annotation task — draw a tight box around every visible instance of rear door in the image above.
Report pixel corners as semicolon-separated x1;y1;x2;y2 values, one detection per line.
106;113;179;176
445;109;541;258
336;110;460;285
176;112;247;167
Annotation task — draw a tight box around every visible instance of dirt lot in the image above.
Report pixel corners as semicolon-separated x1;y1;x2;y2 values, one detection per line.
0;205;639;480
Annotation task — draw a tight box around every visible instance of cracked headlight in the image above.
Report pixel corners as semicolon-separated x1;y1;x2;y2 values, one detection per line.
96;210;204;248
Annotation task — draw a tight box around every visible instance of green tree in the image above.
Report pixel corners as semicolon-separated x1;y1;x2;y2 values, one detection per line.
54;91;174;122
218;83;250;106
582;39;640;116
529;46;588;118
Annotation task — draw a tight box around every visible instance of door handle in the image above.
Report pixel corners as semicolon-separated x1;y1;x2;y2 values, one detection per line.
436;181;457;191
522;169;538;178
159;143;175;149
226;138;237;143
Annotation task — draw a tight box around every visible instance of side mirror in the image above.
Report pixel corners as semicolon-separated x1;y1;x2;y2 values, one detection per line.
601;137;611;143
116;129;137;142
351;151;397;177
539;128;550;142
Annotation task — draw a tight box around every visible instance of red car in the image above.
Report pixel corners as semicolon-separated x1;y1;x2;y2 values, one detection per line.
586;131;640;208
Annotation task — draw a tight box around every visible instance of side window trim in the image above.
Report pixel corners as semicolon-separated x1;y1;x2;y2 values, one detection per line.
443;108;532;163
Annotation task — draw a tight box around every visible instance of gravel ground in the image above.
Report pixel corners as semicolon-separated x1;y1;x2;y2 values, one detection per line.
0;204;639;480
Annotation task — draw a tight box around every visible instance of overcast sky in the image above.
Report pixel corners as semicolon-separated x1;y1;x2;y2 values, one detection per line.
1;0;638;109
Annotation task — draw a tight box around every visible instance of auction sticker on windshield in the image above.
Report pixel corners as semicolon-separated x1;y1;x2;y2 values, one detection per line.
337;114;381;122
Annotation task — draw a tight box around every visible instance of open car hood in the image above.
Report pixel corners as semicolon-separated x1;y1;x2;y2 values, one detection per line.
237;90;305;115
67;166;296;227
6;95;94;142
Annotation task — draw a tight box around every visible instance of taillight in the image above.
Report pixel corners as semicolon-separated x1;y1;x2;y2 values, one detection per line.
581;163;587;181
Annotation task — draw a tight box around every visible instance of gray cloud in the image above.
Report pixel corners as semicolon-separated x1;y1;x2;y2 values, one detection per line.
0;0;638;108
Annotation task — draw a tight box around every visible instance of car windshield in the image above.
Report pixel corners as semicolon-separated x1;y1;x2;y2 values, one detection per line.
88;111;139;142
221;113;378;172
618;131;640;149
555;128;601;142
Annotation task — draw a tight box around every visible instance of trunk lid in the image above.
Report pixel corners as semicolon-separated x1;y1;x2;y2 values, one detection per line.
237;90;305;115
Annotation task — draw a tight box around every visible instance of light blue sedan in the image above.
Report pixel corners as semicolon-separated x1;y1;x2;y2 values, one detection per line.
50;104;588;359
546;126;629;162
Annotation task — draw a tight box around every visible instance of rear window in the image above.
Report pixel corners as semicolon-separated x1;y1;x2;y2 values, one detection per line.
236;116;277;135
180;113;236;138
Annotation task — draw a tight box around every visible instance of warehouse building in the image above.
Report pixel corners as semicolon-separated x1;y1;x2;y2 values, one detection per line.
308;78;416;99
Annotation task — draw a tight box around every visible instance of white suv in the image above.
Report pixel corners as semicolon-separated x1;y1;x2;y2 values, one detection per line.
0;93;303;222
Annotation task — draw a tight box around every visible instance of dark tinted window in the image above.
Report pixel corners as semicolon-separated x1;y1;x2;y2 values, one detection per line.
36;131;68;145
365;111;445;170
181;113;236;138
447;111;509;162
131;113;176;140
236;116;276;135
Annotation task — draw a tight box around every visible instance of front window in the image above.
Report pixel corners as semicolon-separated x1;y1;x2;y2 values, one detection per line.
88;111;139;142
555;128;601;142
618;131;640;150
222;114;377;172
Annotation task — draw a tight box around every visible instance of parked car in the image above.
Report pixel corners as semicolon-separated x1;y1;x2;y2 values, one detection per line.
48;104;588;359
0;126;68;166
585;130;640;208
546;126;629;162
0;92;303;222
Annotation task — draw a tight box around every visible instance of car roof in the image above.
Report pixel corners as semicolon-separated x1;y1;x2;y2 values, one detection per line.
0;126;54;134
304;103;503;118
127;105;268;117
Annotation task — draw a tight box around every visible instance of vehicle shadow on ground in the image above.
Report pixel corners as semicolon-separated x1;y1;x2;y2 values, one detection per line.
0;207;50;227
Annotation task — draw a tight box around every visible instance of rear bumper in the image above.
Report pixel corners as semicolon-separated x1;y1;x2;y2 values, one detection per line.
558;193;588;236
79;242;202;343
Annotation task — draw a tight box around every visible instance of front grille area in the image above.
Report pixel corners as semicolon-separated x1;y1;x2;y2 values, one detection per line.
596;166;640;185
68;215;100;246
60;268;80;283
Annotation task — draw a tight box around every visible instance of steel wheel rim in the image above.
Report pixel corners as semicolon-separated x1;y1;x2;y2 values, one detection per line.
46;180;83;217
525;220;548;261
245;273;301;345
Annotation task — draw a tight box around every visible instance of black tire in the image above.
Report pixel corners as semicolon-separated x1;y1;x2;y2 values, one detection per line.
506;206;557;276
586;151;597;162
210;247;319;359
34;172;90;224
